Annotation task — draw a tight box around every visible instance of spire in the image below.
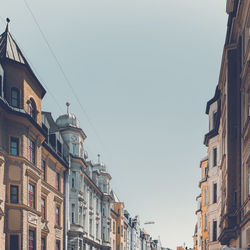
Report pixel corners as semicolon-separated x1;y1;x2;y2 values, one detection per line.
66;102;70;114
5;18;10;32
0;20;46;97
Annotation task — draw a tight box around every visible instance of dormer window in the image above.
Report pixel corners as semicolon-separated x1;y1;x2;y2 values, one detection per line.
28;98;36;119
11;88;19;108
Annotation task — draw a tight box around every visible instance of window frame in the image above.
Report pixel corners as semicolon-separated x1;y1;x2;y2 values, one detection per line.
213;183;217;203
28;98;36;120
213;148;217;167
28;229;36;250
28;183;36;209
41;237;46;250
10;137;19;156
41;159;46;181
212;220;217;242
56;205;60;227
56;172;60;192
11;87;19;108
56;240;60;250
10;234;19;250
28;138;35;164
41;197;46;220
10;185;19;204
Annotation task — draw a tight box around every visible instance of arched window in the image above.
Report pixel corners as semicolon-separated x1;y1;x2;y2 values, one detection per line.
28;98;36;119
11;88;19;108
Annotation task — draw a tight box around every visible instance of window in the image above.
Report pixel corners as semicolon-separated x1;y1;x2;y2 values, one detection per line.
28;183;35;209
213;183;217;203
204;214;207;231
10;185;18;203
248;88;250;116
41;237;46;250
121;225;123;235
41;160;46;181
56;240;60;250
28;139;35;164
11;88;19;108
89;191;93;206
56;206;60;226
212;221;217;241
57;140;62;156
113;221;116;233
96;223;99;238
79;206;82;225
72;171;75;188
0;75;2;97
56;172;60;191
72;144;76;155
28;229;35;250
213;148;217;167
41;198;46;220
89;218;93;235
118;226;120;234
28;98;36;119
212;112;217;129
248;166;250;196
71;204;75;224
10;234;19;250
10;137;19;156
83;214;86;229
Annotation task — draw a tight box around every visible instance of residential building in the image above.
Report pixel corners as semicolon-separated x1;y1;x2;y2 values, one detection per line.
124;210;132;250
198;158;209;250
111;191;126;250
0;21;67;250
197;0;250;248
111;206;119;250
56;111;112;250
204;89;223;250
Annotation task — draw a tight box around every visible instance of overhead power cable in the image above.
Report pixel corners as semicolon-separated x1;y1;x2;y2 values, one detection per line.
23;0;106;153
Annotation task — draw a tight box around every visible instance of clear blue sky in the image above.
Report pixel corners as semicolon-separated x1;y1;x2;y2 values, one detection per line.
1;0;228;248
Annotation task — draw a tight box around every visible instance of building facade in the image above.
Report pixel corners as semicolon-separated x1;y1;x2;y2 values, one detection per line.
195;1;250;249
55;111;112;250
216;0;249;248
0;22;67;250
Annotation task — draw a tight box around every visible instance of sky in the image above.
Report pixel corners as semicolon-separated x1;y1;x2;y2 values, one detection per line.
1;0;228;249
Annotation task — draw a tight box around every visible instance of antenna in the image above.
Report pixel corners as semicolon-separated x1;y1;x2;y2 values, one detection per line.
97;154;100;163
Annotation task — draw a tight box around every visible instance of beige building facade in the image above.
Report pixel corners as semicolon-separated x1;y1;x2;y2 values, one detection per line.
0;22;67;250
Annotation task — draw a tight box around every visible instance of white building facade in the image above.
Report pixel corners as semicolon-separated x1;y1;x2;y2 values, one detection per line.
55;111;112;250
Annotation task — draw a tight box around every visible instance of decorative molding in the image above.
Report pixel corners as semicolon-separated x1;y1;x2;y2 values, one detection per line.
54;195;63;204
28;211;38;226
26;169;40;182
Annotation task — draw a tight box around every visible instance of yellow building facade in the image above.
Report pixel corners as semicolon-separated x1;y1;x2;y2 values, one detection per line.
198;158;209;250
0;21;67;250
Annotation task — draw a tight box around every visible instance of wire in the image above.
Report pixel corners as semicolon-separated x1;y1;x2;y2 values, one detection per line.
23;0;106;153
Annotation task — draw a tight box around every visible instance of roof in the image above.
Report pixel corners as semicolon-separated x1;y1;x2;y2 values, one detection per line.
205;86;220;114
0;20;46;97
110;190;120;202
